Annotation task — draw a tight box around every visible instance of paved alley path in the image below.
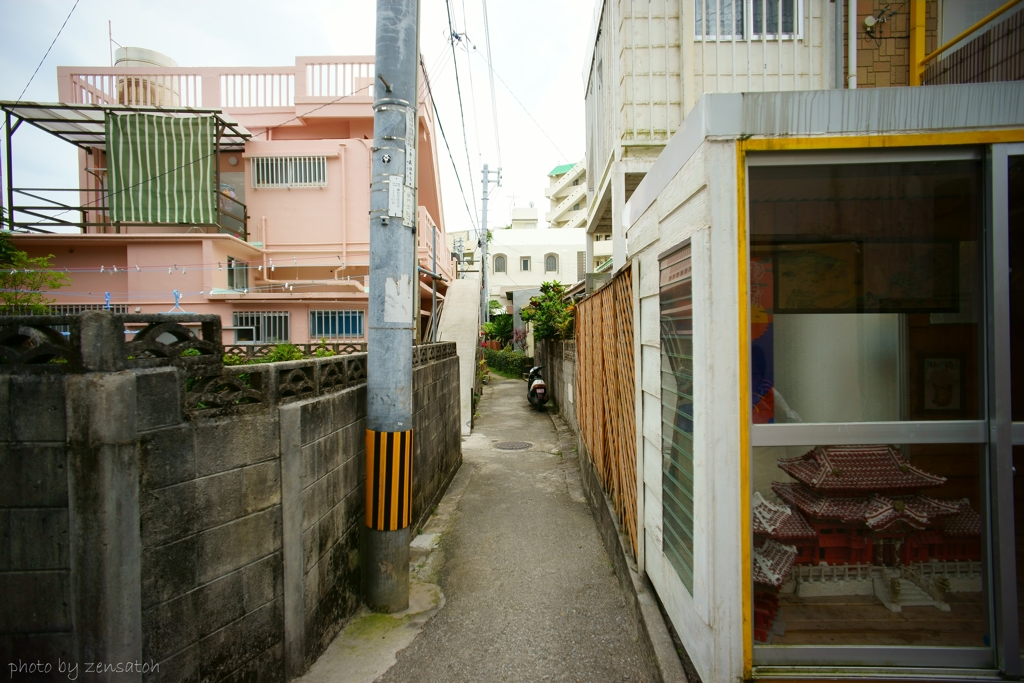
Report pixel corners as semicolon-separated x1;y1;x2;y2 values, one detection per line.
376;374;653;683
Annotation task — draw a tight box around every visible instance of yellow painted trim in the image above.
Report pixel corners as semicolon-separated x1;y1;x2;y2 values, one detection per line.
736;141;753;678
742;130;1024;153
736;130;1024;678
909;0;926;86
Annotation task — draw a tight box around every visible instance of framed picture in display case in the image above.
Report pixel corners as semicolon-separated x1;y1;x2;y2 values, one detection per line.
921;356;965;413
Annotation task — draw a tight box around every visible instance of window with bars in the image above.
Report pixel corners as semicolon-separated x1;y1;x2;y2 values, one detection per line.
494;254;507;273
227;256;248;291
309;310;364;339
232;311;290;343
695;0;801;39
545;254;558;273
660;241;695;592
250;156;328;189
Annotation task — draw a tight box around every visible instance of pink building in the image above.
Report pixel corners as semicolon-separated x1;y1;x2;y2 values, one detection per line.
2;51;451;345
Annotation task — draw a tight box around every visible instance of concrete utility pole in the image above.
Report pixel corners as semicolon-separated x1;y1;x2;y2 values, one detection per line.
479;164;501;323
365;0;419;613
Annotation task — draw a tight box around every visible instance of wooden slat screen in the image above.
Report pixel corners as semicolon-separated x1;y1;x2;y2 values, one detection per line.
574;265;638;558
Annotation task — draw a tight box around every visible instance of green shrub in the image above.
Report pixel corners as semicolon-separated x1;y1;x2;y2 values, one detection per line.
263;343;305;363
484;348;527;378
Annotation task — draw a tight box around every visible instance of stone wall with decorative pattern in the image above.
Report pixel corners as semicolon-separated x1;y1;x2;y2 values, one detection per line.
0;311;461;682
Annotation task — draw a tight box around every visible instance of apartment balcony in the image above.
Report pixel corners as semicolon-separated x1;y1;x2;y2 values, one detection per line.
1;101;250;238
545;184;587;224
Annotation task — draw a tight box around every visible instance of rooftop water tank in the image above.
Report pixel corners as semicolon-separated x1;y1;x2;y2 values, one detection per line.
114;47;180;107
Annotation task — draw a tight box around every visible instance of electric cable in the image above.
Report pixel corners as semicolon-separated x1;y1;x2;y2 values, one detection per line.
444;0;480;215
15;0;82;104
421;58;479;235
480;0;502;168
471;50;570;162
29;82;376;226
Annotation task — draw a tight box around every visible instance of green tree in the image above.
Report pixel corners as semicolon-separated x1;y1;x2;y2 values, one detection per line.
482;313;513;346
0;228;19;266
0;241;71;313
519;281;574;340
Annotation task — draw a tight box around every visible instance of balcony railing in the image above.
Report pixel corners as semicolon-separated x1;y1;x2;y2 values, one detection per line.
7;187;247;239
922;3;1024;85
58;57;382;111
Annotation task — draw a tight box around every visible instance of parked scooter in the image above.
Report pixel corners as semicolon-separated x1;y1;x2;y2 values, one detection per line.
527;366;548;408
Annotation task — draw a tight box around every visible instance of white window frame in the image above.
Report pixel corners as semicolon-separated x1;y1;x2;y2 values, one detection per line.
227;256;248;291
544;253;558;273
521;256;531;272
232;311;290;344
694;0;804;41
493;254;507;273
250;156;328;189
310;309;364;339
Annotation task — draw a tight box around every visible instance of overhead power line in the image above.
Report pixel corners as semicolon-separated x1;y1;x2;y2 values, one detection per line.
421;59;479;235
444;0;479;215
471;50;570;163
480;0;502;168
15;0;81;104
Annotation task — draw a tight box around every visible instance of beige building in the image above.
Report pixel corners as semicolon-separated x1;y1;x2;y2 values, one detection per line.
544;162;587;229
546;161;610;270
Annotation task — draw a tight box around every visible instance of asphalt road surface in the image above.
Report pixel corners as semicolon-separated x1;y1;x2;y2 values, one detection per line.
375;374;654;683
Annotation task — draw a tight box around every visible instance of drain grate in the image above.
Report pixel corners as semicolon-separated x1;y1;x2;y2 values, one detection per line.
493;441;532;451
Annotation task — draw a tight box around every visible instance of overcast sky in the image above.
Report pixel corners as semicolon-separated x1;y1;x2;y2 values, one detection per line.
0;0;591;234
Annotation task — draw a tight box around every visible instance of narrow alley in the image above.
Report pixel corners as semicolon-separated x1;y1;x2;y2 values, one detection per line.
375;374;653;682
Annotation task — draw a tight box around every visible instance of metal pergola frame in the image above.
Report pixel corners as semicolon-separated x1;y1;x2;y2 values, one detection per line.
1;101;251;236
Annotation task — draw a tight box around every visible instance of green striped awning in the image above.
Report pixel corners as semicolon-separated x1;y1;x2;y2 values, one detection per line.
106;113;215;224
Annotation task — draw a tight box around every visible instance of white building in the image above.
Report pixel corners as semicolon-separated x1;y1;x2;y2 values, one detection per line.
486;226;586;307
584;0;835;273
545;162;588;229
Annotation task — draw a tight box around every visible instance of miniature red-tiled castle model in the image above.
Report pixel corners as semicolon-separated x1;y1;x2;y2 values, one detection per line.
751;445;982;642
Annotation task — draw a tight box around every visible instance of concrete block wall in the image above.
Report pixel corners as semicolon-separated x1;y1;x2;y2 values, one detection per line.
0;311;461;682
137;368;285;683
289;386;366;668
411;356;462;530
534;340;578;436
0;373;73;670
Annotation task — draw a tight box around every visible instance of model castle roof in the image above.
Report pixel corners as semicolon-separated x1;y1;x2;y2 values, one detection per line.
752;539;797;588
752;492;816;539
943;499;983;537
778;445;946;494
773;482;961;532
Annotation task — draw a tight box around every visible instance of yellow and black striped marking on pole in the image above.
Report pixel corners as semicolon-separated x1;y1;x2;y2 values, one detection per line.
365;429;414;531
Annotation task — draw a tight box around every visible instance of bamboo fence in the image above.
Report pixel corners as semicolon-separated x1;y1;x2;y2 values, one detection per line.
574;265;638;558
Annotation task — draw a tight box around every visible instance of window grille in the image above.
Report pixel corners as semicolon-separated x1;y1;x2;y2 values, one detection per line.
545;254;558;273
232;311;290;343
494;255;506;273
521;257;531;272
251;156;328;189
695;0;801;39
310;310;364;339
47;304;129;315
660;241;694;591
227;256;248;291
577;251;586;281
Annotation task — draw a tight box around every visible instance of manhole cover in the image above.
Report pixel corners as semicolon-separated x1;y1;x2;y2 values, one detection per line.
494;441;532;451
